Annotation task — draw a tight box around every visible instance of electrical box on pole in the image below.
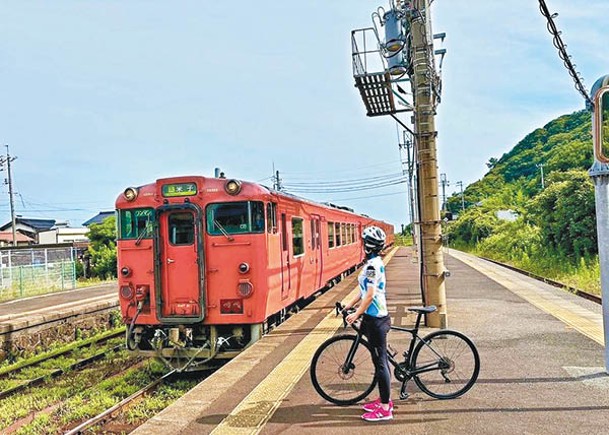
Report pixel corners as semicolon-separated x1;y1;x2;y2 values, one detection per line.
588;74;609;374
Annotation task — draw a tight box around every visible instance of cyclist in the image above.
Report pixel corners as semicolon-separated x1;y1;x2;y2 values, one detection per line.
344;226;393;422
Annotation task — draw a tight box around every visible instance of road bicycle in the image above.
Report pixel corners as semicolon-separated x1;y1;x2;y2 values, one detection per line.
310;302;480;405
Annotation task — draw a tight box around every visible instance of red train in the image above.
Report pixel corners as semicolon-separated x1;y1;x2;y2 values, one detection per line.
116;175;394;370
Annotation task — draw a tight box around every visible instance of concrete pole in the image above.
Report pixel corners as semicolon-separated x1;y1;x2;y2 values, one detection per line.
456;180;465;211
404;132;418;251
589;162;609;374
537;163;545;189
440;173;448;212
409;0;447;327
5;146;17;246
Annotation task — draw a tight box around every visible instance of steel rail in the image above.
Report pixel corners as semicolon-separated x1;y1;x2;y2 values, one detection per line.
0;344;124;400
64;369;177;435
0;328;125;378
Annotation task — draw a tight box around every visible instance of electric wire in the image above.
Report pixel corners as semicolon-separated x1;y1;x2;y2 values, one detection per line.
538;0;592;107
283;172;405;187
283;178;406;194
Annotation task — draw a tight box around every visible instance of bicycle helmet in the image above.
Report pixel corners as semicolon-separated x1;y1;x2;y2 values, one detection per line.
362;226;386;253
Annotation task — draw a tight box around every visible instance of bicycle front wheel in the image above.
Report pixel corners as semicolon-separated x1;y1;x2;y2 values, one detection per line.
310;334;377;405
412;329;480;399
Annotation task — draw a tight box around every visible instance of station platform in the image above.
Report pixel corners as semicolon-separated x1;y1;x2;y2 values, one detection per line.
0;283;117;329
0;283;118;355
133;247;609;435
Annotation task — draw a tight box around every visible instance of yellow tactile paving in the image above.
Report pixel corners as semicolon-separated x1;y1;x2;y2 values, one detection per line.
450;250;604;345
210;247;399;435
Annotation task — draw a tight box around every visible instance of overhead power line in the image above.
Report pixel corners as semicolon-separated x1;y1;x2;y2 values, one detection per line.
283;172;405;187
538;0;592;107
284;178;406;194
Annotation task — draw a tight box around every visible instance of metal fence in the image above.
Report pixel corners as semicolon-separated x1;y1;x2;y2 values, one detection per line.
0;247;77;302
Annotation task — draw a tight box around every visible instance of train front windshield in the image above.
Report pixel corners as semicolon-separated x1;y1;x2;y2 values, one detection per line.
118;208;155;240
206;201;264;235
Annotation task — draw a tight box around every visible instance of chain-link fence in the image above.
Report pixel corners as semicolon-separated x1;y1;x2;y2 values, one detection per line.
0;247;77;302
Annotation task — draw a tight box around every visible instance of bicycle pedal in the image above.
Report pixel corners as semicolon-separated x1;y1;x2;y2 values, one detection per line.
399;391;410;400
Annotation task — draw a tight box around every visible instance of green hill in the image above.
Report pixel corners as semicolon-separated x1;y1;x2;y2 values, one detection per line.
445;109;599;294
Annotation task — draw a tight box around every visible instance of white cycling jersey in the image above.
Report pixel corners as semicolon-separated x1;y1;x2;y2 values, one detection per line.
357;254;388;317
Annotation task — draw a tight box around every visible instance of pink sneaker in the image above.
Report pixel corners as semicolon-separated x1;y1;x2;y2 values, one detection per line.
362;406;393;422
362;398;394;412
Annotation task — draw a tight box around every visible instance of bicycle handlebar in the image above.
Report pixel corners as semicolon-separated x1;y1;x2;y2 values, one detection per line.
335;302;356;329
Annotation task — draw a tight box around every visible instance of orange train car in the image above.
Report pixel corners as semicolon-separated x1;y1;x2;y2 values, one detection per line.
116;175;394;370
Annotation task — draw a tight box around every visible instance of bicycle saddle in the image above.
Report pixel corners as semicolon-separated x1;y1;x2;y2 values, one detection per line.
407;305;437;314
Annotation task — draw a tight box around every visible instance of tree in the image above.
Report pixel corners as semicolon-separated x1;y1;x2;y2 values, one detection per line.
528;170;596;258
486;157;498;169
87;216;117;279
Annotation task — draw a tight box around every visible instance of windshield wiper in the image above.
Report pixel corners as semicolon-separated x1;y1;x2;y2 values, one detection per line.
214;220;234;241
135;226;150;246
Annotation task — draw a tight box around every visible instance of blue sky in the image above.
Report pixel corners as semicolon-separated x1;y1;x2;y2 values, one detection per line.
0;0;608;229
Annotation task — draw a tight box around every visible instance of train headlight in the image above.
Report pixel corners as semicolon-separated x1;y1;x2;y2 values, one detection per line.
238;262;250;273
124;187;138;202
120;285;134;300
238;280;254;298
120;266;131;277
224;179;242;195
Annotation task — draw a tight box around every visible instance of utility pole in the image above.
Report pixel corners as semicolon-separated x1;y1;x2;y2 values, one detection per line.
400;131;418;249
350;0;447;326
274;170;282;191
0;145;17;246
456;180;465;211
440;173;449;212
537;163;545;189
408;0;447;327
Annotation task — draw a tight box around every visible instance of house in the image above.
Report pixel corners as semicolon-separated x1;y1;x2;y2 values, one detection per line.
0;217;57;243
38;227;90;244
83;211;115;227
0;231;35;247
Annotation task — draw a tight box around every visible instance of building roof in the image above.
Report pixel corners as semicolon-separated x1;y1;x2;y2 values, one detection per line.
0;231;35;243
0;218;56;232
82;211;115;227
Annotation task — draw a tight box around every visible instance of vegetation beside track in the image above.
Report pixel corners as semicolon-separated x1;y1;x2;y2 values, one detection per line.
7;357;202;435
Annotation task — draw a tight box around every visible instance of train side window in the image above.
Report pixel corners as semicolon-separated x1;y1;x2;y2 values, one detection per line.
168;212;194;245
350;224;354;244
281;213;287;251
335;222;341;246
341;223;346;246
292;217;304;257
267;202;277;233
328;222;335;248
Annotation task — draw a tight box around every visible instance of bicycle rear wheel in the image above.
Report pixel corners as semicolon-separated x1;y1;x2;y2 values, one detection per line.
412;329;480;399
310;334;377;405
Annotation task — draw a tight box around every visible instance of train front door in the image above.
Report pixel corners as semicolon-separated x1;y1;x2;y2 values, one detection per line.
156;205;204;322
311;215;323;289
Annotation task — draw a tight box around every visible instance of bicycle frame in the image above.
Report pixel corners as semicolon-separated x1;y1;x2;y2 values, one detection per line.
338;303;447;400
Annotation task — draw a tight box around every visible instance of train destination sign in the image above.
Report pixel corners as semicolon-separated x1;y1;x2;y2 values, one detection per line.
162;182;197;197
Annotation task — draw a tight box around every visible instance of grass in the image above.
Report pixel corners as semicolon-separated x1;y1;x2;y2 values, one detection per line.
0;325;125;371
12;359;179;434
0;348;135;430
452;242;603;296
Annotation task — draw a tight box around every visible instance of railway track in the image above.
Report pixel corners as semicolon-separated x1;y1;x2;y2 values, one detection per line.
64;369;177;435
480;256;601;304
0;329;125;400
